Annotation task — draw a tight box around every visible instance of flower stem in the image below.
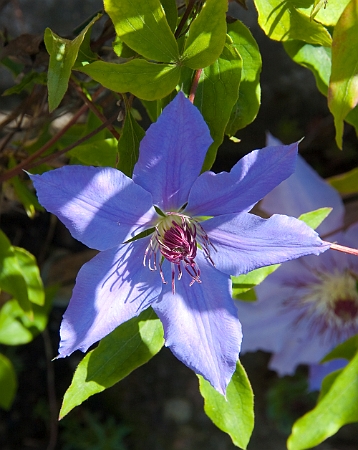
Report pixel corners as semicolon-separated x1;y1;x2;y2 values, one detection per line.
189;68;203;103
328;242;358;256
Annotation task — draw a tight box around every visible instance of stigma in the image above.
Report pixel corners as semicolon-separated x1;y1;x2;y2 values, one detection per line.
144;212;215;293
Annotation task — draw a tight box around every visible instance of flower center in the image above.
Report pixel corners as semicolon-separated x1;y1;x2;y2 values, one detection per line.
333;299;358;321
286;269;358;342
144;212;215;293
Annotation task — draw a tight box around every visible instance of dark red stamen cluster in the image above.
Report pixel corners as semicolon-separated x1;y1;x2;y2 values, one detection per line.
144;213;215;293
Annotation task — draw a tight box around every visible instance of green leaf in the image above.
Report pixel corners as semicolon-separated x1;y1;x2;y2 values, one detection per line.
13;247;44;306
104;0;179;62
7;175;44;218
198;361;254;449
298;0;350;26
226;21;262;135
287;351;358;450
328;0;358;148
44;13;101;112
298;207;332;229
194;39;242;170
328;167;358;195
59;308;164;419
253;0;332;46
0;292;51;345
161;0;178;32
78;60;180;100
112;36;137;59
284;41;331;96
181;0;227;69
0;230;30;316
232;264;280;299
321;335;358;363
69;138;119;167
2;71;46;96
0;354;17;410
117;107;145;177
140;99;161;122
318;368;343;402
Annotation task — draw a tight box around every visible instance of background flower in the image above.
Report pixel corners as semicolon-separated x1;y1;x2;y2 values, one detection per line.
236;135;358;389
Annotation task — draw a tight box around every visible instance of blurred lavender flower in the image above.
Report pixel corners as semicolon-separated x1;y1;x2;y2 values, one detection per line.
236;134;358;389
30;96;329;394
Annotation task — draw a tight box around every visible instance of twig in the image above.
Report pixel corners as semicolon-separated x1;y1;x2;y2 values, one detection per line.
70;79;120;139
26;112;118;169
175;0;197;38
0;103;89;182
189;68;203;103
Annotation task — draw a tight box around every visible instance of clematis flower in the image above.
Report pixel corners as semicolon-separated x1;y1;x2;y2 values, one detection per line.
236;134;358;389
29;94;330;394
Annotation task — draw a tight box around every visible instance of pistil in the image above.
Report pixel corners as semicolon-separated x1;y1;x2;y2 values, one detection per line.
144;212;215;293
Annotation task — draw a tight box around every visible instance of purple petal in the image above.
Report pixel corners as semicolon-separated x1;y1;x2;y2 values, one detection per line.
309;359;347;391
30;166;156;251
58;238;162;357
236;258;307;354
186;142;298;217
269;330;333;375
203;212;330;277
152;253;241;394
261;137;344;236
133;92;213;211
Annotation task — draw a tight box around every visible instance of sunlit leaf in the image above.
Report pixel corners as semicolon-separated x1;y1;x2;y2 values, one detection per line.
104;0;179;61
181;0;228;69
112;36;137;58
199;361;254;449
13;247;44;306
253;0;332;46
78;60;180;100
287;352;358;450
0;354;17;410
232;264;280;298
0;230;30;316
44;13;101;111
327;167;358;195
298;0;350;26
0;292;51;346
298;207;332;230
284;41;331;96
59;308;164;419
69;138;119;168
226;20;262;135
328;0;358;148
322;335;358;363
194;38;242;170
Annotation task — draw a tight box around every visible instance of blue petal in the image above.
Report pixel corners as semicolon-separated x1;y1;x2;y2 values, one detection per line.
186;142;298;217
133;92;213;211
152;253;241;394
203;212;330;276
30;166;157;251
58;238;162;357
261;134;344;236
309;359;347;391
